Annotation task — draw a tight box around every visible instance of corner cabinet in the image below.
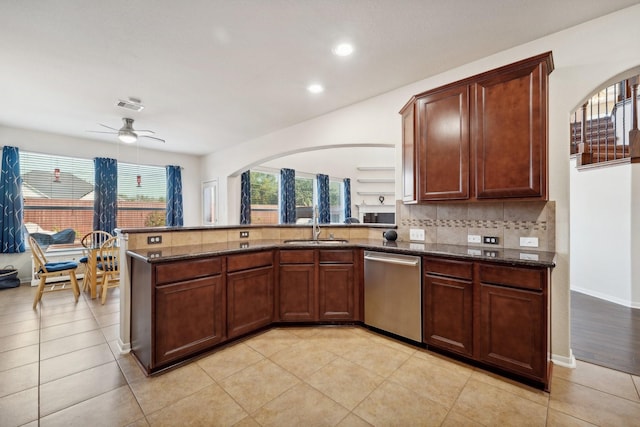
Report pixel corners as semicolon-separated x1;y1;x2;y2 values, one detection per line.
402;51;553;203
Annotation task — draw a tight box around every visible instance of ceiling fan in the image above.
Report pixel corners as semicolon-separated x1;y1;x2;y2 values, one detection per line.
88;118;165;143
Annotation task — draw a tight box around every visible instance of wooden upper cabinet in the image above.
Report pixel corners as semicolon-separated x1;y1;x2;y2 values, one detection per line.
401;51;553;203
473;55;551;199
417;85;470;201
401;100;417;203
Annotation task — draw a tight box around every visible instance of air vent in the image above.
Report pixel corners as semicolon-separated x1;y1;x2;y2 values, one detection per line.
116;98;144;112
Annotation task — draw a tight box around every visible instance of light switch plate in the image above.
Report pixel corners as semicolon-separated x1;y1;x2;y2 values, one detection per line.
467;234;481;244
409;228;425;241
520;237;539;247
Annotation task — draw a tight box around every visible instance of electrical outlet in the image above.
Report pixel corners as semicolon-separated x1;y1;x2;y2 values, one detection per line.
409;228;425;241
467;234;481;244
147;235;162;244
239;242;249;249
148;251;162;258
520;237;539;247
483;236;499;245
239;231;249;238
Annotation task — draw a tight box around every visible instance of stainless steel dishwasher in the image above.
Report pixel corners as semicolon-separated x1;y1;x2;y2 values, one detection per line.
364;251;422;342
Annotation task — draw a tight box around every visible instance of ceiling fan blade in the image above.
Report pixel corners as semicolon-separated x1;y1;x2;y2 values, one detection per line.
135;129;155;134
98;123;119;131
140;135;165;143
87;130;118;134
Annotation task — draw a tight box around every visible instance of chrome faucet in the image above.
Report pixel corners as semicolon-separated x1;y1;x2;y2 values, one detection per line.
312;205;321;240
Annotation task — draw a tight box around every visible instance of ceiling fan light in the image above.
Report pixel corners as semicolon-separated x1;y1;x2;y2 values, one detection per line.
118;130;137;143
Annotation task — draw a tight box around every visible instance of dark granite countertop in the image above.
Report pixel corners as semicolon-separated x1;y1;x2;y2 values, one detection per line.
127;238;556;268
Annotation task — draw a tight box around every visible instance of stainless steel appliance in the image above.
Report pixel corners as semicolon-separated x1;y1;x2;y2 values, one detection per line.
363;251;422;342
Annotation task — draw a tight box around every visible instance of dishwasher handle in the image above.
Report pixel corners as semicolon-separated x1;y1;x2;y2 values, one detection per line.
364;254;420;267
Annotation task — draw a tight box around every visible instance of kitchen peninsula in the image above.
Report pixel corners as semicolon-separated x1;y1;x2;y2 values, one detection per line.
118;224;555;390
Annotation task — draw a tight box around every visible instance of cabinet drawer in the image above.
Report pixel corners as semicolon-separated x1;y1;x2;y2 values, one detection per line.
279;250;314;264
227;250;273;272
424;257;472;280
479;264;545;291
319;250;353;264
155;257;222;285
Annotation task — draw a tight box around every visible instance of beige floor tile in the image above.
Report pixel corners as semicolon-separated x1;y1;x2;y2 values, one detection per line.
39;317;100;342
232;416;261;427
129;363;214;415
0;308;39;326
39;361;126;417
0;329;39;352
270;339;338;379
40;342;115;383
0;318;40;338
453;378;548;426
39;385;144;427
253;383;349;427
553;360;640;402
353;380;449;426
116;354;148;384
546;408;597;426
196;343;264;381
146;383;247;427
281;326;323;339
0;386;39;427
440;410;484;427
388;354;471;408
244;328;301;357
549;377;640;427
364;331;418;355
413;349;475;376
101;323;120;341
219;358;300;414
306;357;384;410
340;339;412;378
0;343;39;371
335;413;373;427
471;369;549;406
39;308;95;328
634;375;640;393
95;311;120;327
39;329;106;360
126;418;150;427
0;362;38;398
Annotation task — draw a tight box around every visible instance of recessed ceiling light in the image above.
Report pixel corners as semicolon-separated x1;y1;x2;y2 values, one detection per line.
307;84;324;94
332;43;354;57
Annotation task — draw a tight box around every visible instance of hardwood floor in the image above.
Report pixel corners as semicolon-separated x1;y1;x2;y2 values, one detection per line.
571;291;640;376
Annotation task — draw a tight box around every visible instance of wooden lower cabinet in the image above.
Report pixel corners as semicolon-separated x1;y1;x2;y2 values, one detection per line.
227;265;274;339
318;264;354;320
279;264;315;321
155;275;224;366
423;256;550;388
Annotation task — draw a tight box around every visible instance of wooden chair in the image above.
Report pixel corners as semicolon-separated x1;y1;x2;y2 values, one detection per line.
97;236;119;304
79;231;112;292
29;235;80;309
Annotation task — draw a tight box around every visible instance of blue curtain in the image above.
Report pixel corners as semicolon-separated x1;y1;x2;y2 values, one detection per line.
343;178;352;220
279;168;296;224
316;174;330;224
0;146;25;253
93;158;118;235
166;165;184;227
240;170;251;224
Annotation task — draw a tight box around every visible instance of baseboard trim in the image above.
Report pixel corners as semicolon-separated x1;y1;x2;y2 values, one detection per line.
552;349;576;368
117;338;131;355
571;287;640;309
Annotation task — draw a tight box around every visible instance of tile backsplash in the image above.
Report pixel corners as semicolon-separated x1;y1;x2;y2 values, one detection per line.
397;200;555;251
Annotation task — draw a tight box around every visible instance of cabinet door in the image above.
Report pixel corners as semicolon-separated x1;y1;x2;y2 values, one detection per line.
417;85;470;201
155;275;224;366
479;283;545;380
279;264;315;321
423;274;473;357
473;59;548;199
401;101;417;203
227;265;274;339
318;264;354;320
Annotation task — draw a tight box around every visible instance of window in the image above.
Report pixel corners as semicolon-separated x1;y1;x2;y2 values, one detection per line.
329;178;345;224
295;175;313;223
20;151;94;244
117;162;166;228
20;151;167;245
250;170;279;224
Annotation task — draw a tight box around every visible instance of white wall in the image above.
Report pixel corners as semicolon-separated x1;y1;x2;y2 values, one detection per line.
570;158;632;305
0;125;202;282
201;4;640;364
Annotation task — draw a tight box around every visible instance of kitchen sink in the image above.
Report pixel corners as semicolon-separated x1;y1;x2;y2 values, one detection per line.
284;239;349;245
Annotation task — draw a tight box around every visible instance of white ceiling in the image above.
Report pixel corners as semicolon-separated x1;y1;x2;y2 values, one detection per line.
1;0;638;156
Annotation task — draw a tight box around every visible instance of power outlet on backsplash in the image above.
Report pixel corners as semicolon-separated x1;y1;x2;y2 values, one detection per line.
483;236;499;245
147;236;162;244
240;231;249;238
